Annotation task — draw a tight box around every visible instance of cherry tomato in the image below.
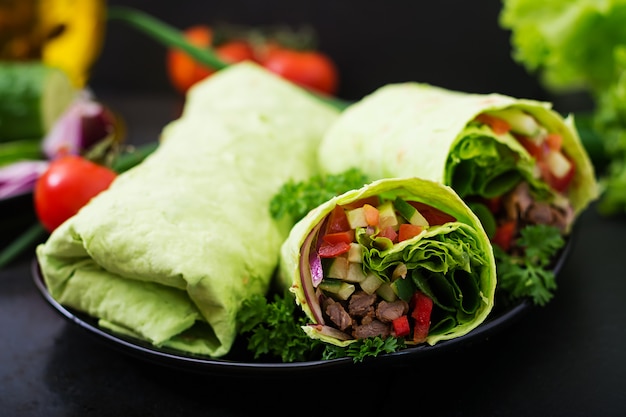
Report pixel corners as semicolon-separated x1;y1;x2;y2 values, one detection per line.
167;25;215;94
166;25;256;94
261;47;339;95
34;155;117;232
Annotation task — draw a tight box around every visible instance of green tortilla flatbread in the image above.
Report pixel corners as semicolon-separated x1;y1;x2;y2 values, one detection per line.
279;177;496;347
36;62;340;357
319;83;599;233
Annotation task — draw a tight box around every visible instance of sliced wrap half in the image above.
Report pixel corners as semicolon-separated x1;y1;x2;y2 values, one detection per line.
319;83;599;241
279;177;497;347
36;62;340;357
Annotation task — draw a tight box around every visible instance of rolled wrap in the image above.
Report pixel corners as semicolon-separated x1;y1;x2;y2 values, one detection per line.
319;83;599;235
279;177;497;347
35;62;340;357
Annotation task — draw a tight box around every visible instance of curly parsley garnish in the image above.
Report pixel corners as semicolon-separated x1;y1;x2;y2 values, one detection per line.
269;167;369;222
494;224;566;306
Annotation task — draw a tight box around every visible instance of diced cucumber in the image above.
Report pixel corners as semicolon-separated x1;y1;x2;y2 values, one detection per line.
377;200;399;230
319;279;355;300
391;277;416;302
546;149;572;178
360;272;384;294
394;197;429;227
346;206;368;229
327;256;349;279
346;263;367;283
486;108;544;137
347;243;362;263
376;282;398;302
0;62;76;141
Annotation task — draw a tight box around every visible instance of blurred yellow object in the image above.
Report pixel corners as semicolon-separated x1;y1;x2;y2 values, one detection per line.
39;0;106;88
0;0;106;88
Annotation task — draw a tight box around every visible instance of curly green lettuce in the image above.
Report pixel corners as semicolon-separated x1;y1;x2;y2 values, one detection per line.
500;0;626;215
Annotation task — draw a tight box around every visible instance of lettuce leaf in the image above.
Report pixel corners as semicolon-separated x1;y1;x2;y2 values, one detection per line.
500;0;626;215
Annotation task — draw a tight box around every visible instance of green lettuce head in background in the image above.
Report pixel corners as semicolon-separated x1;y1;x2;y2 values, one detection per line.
500;0;626;215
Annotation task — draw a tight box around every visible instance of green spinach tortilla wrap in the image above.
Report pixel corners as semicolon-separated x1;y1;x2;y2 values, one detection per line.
319;83;599;251
279;177;497;347
35;62;340;357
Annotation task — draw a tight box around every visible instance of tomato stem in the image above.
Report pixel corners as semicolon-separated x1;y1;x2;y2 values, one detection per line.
107;6;229;71
106;6;352;111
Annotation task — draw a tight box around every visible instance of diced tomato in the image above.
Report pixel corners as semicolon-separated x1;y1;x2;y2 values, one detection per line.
318;241;351;258
408;201;456;225
398;224;423;242
410;291;433;343
379;226;398;242
322;230;355;245
546;160;575;193
341;196;380;210
327;205;351;233
475;113;511;135
517;135;546;159
363;204;380;226
492;220;516;252
545;133;563;151
392;315;411;337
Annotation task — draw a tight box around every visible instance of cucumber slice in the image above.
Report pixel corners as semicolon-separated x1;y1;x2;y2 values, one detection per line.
0;62;76;141
394;197;429;227
319;279;355;300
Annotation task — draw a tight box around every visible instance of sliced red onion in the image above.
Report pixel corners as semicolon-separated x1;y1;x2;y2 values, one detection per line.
309;243;324;287
300;221;324;324
43;93;117;160
0;160;49;199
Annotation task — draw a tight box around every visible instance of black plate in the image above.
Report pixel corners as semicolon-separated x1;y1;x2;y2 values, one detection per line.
32;240;571;376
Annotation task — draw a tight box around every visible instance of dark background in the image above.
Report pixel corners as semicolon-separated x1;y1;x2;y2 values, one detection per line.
90;0;580;108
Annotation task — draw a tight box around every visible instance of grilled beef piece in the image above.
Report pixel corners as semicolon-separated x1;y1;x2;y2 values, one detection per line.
376;299;409;322
348;291;377;317
324;298;353;331
352;319;391;339
502;181;574;233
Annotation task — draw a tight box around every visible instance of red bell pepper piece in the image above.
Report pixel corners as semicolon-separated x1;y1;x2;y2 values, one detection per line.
492;220;516;252
392;315;411;338
410;291;433;343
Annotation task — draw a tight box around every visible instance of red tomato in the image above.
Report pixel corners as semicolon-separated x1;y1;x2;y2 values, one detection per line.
475;113;511;135
379;226;398;242
398;224;423;242
326;205;351;233
408;201;456;225
167;25;215;94
34;155;117;232
166;25;256;94
322;230;354;245
318;241;351;258
546;161;576;193
261;48;339;95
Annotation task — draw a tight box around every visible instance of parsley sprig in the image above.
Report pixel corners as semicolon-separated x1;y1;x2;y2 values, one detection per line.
269;167;369;222
494;224;566;306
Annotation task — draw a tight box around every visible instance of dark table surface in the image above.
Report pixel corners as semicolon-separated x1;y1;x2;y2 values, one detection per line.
1;93;625;417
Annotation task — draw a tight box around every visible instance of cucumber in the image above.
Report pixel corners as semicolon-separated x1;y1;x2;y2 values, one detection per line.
0;62;76;141
394;197;429;227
